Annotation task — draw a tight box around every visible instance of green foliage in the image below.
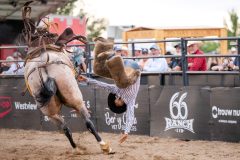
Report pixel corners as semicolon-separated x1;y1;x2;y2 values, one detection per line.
86;17;107;41
56;0;78;15
76;9;107;42
226;9;240;49
229;9;239;36
55;0;107;42
200;42;220;53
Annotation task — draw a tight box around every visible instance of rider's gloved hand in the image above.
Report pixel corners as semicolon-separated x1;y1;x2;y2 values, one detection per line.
77;75;87;82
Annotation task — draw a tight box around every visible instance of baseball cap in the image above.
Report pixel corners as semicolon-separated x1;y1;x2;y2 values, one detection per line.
142;48;148;54
134;46;142;51
114;46;122;51
150;44;160;50
174;43;181;48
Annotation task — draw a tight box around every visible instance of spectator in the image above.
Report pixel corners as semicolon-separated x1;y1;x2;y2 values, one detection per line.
121;46;129;57
230;47;237;61
71;46;87;74
165;51;180;71
0;56;14;74
114;46;122;56
138;48;149;70
132;46;142;62
228;56;239;71
187;41;207;71
171;43;182;71
143;44;168;72
211;57;234;71
134;46;142;57
1;52;24;75
142;48;149;55
165;51;173;69
2;52;24;75
207;57;219;70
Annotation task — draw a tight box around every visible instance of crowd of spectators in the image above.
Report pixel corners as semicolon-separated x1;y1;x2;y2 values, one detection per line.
0;51;25;75
113;41;240;73
209;47;239;71
1;41;239;75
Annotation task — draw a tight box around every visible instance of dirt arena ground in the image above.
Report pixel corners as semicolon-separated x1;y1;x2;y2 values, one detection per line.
0;129;240;160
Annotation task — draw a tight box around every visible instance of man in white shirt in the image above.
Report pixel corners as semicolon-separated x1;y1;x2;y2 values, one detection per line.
143;44;168;72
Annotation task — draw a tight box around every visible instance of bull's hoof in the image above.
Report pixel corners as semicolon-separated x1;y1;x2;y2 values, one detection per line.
100;143;115;154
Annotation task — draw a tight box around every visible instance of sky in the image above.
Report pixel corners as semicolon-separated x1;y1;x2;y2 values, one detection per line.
74;0;240;28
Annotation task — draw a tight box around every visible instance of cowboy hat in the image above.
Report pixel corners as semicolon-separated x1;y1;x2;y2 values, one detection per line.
187;41;202;47
108;93;127;114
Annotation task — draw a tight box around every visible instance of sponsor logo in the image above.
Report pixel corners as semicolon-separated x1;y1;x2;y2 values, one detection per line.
0;96;12;118
70;100;91;118
212;106;239;124
43;101;91;121
165;92;194;133
104;104;138;132
14;102;37;110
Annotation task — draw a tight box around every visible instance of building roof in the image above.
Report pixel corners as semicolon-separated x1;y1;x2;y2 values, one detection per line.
0;0;69;21
126;27;154;32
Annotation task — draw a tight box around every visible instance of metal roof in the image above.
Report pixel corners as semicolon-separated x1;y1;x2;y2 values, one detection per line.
0;0;69;21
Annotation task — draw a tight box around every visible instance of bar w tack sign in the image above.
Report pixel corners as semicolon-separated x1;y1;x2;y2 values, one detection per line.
96;85;150;135
165;92;194;133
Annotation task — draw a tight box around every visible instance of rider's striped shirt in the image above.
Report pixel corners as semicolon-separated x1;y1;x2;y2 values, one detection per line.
86;76;140;134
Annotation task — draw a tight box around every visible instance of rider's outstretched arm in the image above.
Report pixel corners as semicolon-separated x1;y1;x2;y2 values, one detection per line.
78;75;118;94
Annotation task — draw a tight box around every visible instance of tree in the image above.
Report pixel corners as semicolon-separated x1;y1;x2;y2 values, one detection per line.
225;9;240;49
86;16;107;41
56;0;107;42
228;9;239;37
200;42;220;53
75;7;107;41
56;0;78;15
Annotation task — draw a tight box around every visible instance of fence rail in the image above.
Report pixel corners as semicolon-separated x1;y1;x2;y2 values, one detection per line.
1;37;240;86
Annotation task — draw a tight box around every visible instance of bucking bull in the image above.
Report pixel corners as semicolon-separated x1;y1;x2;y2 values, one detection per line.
21;1;113;154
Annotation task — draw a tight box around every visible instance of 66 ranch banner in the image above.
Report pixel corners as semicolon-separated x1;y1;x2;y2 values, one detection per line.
165;92;194;133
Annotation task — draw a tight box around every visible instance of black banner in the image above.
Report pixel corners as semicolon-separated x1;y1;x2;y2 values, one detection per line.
164;74;239;87
95;85;150;135
150;86;211;140
209;87;240;142
0;78;41;130
1;76;240;142
41;84;96;132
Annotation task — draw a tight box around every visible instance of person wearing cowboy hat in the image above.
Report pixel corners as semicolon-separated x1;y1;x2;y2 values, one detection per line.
187;41;207;71
78;60;141;144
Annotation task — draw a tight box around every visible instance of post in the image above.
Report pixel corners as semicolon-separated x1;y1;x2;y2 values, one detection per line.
132;43;135;57
220;28;228;54
237;38;240;74
181;38;189;86
85;43;92;76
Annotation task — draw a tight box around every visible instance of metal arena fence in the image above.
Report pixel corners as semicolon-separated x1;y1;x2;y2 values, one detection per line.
0;37;240;86
0;37;240;142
